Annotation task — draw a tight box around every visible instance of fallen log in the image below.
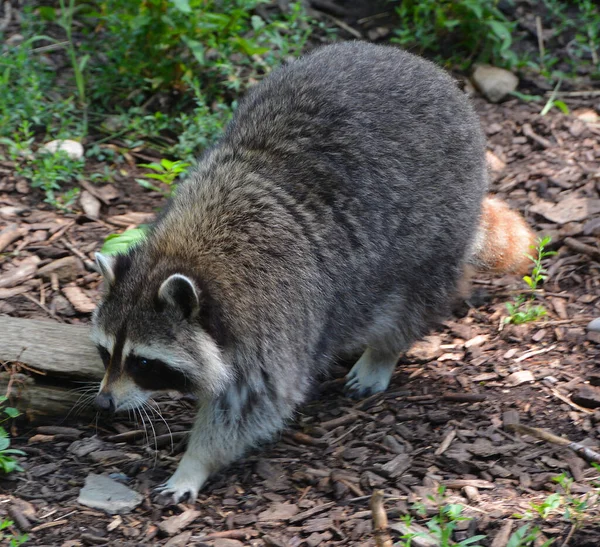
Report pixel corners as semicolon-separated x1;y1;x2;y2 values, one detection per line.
0;373;96;420
0;316;103;381
0;316;103;419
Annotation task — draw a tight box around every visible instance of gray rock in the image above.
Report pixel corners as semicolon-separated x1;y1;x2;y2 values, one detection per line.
42;139;84;160
587;317;600;332
472;64;518;103
77;474;143;515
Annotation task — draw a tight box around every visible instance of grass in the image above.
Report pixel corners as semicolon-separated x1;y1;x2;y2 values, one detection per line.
505;236;556;325
0;519;28;547
0;2;597;208
396;476;600;547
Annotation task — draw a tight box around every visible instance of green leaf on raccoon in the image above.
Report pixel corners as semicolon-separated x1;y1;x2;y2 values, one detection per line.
101;227;147;255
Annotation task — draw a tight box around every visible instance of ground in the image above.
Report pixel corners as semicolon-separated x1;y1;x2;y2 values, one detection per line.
1;63;600;547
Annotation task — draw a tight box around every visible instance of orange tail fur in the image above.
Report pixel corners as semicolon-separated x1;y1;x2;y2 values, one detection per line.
468;196;536;275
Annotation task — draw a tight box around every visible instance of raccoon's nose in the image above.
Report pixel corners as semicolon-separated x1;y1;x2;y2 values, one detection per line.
95;392;115;413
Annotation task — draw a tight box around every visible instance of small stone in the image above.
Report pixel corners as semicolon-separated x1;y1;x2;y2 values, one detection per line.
158;509;201;536
472;64;518;103
505;370;535;387
51;295;76;317
79;190;101;219
38;256;84;282
42;139;84;160
77;474;143;515
587;318;600;332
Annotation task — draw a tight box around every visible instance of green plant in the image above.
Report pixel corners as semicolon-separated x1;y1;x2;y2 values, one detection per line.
391;0;518;69
409;486;486;547
0;519;28;547
506;524;553;547
136;158;191;197
540;79;569;116
505;236;556;325
0;396;25;475
101;227;148;255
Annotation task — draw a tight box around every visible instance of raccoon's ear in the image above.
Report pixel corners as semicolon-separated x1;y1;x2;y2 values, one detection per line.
158;274;200;319
95;253;116;286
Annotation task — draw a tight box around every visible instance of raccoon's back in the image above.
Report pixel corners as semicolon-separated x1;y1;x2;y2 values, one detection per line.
219;41;487;276
153;42;488;358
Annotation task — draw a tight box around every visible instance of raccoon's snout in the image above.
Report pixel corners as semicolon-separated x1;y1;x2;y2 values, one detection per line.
95;392;116;414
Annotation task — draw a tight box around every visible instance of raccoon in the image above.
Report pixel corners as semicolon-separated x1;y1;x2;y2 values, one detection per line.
91;41;534;502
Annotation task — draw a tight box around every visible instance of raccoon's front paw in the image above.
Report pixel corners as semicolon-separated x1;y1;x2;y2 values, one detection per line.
155;459;209;503
344;348;396;399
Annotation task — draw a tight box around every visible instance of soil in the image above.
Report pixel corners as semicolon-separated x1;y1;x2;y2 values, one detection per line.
1;9;600;547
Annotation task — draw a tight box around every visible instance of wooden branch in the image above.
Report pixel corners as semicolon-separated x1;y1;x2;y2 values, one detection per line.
0;373;96;420
0;316;103;381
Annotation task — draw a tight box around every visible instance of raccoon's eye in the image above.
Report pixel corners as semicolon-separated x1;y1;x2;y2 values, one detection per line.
139;358;149;367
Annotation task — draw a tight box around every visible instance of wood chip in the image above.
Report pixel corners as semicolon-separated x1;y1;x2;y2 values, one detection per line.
442;479;495;490
106;212;155;227
62;285;96;313
0;223;28;252
158;509;201;536
0;256;40;289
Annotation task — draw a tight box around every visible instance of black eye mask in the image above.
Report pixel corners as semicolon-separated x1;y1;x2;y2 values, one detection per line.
125;354;192;393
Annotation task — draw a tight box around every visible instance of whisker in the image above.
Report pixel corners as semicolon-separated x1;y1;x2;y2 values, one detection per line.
140;403;158;467
146;399;174;453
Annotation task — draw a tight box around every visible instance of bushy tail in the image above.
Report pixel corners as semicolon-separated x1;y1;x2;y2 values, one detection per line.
468;196;536;275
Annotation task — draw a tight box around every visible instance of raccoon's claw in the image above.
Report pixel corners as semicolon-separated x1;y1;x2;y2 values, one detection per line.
154;482;196;504
154;457;209;504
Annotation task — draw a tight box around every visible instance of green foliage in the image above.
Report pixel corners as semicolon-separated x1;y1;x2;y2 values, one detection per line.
540;80;569;116
0;396;25;475
0;123;84;208
101;227;148;256
0;519;28;547
391;0;518;69
401;486;486;547
136;159;191;197
80;0;314;105
0;35;81;139
505;236;556;325
506;524;553;547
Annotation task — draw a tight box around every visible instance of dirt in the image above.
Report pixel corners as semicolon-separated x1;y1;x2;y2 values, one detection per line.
1;27;600;547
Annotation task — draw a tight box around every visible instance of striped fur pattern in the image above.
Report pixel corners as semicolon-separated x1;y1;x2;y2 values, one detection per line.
91;42;533;502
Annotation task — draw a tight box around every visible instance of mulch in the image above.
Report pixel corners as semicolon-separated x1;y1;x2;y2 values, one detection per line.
1;89;600;545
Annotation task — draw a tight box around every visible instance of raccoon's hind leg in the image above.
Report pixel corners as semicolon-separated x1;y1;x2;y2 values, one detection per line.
344;346;399;399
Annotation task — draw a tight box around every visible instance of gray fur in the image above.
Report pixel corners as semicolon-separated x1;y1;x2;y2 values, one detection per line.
91;41;488;501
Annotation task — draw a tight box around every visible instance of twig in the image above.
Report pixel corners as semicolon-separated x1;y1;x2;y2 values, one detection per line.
564;237;600;262
22;293;66;323
506;423;600;464
514;344;557;363
545;90;600;97
535;16;545;69
435;428;456;456
549;387;594;415
370;490;393;547
325;14;362;39
562;523;577;547
522;123;553;148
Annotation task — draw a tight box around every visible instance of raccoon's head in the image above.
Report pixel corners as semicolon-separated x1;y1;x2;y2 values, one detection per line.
91;251;231;413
